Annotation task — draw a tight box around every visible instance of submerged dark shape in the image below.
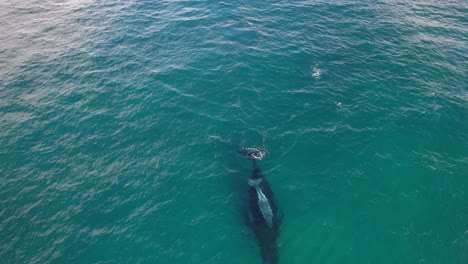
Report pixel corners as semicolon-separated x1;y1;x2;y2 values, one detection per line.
240;148;280;264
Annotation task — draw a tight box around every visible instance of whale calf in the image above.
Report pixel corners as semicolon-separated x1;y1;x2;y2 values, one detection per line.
241;148;280;264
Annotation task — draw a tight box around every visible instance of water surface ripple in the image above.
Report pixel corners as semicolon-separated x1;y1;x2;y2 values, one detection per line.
0;0;466;263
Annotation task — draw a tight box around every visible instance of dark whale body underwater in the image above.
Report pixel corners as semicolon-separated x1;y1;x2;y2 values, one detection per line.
241;148;280;264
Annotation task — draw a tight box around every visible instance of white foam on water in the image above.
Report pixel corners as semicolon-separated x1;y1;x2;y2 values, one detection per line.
312;67;321;79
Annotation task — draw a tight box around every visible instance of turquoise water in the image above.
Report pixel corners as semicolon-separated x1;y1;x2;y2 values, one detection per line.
1;0;467;263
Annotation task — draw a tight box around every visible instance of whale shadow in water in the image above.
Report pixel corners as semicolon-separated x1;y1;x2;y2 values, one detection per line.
241;148;281;264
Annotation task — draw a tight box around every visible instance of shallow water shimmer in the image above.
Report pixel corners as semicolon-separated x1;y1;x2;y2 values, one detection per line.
0;0;467;263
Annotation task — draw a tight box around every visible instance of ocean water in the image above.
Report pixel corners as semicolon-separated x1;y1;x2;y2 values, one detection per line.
0;0;467;263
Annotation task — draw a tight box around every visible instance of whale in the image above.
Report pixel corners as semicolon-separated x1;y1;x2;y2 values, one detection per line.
241;148;280;264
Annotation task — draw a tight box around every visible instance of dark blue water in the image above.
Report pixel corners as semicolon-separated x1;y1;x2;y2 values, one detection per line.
1;0;467;263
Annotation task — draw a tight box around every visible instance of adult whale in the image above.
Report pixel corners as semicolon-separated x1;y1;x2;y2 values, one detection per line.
240;148;280;264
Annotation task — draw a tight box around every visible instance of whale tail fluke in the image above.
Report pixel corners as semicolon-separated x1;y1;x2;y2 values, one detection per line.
239;147;266;160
